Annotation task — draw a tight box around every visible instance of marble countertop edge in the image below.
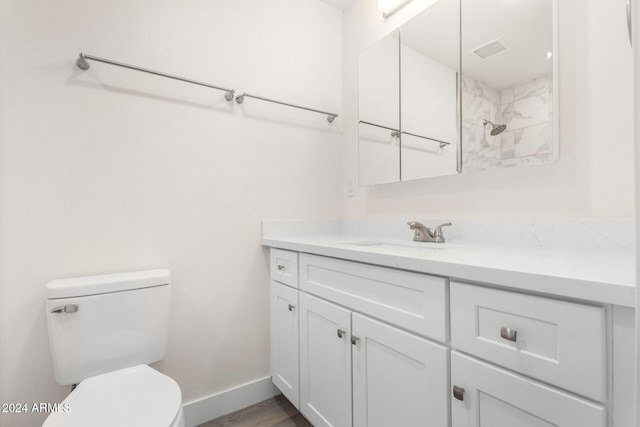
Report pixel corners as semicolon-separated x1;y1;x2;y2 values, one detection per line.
262;235;636;308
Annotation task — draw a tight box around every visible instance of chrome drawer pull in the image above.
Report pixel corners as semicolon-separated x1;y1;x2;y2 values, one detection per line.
277;264;285;272
337;329;345;339
453;385;465;401
51;304;79;314
288;304;295;312
500;326;517;342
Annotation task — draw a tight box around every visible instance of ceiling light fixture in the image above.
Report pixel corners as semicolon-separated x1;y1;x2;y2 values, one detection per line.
378;0;412;18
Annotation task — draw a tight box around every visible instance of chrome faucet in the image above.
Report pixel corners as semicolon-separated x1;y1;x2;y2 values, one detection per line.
407;221;452;243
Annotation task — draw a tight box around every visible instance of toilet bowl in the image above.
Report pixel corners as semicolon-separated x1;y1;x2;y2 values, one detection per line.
43;270;184;427
43;365;184;427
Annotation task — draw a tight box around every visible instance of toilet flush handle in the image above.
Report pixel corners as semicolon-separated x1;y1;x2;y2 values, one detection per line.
51;304;79;314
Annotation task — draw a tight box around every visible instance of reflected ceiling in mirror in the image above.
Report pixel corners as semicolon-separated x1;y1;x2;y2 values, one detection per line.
461;0;557;172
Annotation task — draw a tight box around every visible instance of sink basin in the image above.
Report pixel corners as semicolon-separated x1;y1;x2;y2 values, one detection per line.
344;240;446;251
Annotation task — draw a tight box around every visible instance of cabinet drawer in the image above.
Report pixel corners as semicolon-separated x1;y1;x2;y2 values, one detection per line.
270;249;299;288
450;281;606;402
451;351;605;427
300;253;447;342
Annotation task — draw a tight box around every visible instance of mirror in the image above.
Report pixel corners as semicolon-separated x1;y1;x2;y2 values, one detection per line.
358;0;557;185
358;1;460;186
400;0;460;181
358;29;400;186
461;0;557;172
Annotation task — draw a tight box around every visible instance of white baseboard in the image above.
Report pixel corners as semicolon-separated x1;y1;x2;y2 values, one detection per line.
182;376;280;427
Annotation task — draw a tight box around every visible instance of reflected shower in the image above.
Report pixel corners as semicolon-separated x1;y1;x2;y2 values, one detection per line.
483;119;507;136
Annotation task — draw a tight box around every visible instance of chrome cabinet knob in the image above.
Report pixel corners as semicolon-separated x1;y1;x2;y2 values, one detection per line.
337;329;345;339
351;336;360;346
288;304;295;312
500;326;517;342
453;385;465;401
277;264;285;272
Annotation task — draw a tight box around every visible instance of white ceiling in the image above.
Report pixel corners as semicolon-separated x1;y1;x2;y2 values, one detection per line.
398;0;554;89
461;0;553;89
320;0;354;9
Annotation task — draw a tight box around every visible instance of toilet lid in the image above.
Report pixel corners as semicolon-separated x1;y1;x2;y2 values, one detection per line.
43;365;181;427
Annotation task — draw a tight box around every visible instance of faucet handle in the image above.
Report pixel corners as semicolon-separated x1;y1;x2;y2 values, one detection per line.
433;222;452;243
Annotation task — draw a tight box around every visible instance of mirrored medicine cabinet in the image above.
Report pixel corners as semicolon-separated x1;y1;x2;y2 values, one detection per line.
358;0;558;185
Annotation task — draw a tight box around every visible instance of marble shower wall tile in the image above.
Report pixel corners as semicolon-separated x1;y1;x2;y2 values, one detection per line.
501;92;550;130
513;75;551;100
462;75;501;103
513;123;552;157
461;73;554;171
499;152;554;168
462;92;498;126
500;131;515;159
462;121;501;172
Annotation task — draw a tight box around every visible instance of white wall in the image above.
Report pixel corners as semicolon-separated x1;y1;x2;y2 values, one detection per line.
634;0;640;422
342;0;635;219
0;1;342;425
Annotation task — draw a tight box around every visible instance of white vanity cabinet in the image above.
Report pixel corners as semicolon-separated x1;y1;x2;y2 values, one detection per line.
298;292;449;427
269;249;300;408
268;248;621;427
271;250;449;427
449;281;607;427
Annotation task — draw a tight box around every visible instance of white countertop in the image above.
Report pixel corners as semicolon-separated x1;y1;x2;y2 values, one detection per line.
263;232;636;307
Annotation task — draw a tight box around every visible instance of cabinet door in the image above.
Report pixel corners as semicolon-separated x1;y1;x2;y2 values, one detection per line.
299;293;352;427
451;352;606;427
270;281;299;408
352;313;448;427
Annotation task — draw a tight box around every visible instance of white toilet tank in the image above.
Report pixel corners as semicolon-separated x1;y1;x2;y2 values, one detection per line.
46;269;171;385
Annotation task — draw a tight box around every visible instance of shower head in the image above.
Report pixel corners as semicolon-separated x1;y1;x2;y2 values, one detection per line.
483;119;507;136
490;124;507;136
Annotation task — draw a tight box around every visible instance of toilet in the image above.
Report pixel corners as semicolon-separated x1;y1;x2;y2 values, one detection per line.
43;269;185;427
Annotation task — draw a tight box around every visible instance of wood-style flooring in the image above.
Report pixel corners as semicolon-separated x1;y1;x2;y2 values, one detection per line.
198;395;312;427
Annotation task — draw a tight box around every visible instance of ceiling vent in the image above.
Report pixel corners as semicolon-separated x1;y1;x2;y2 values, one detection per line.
471;39;508;59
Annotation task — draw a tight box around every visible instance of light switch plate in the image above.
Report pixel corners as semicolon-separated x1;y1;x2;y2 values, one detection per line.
346;176;356;197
